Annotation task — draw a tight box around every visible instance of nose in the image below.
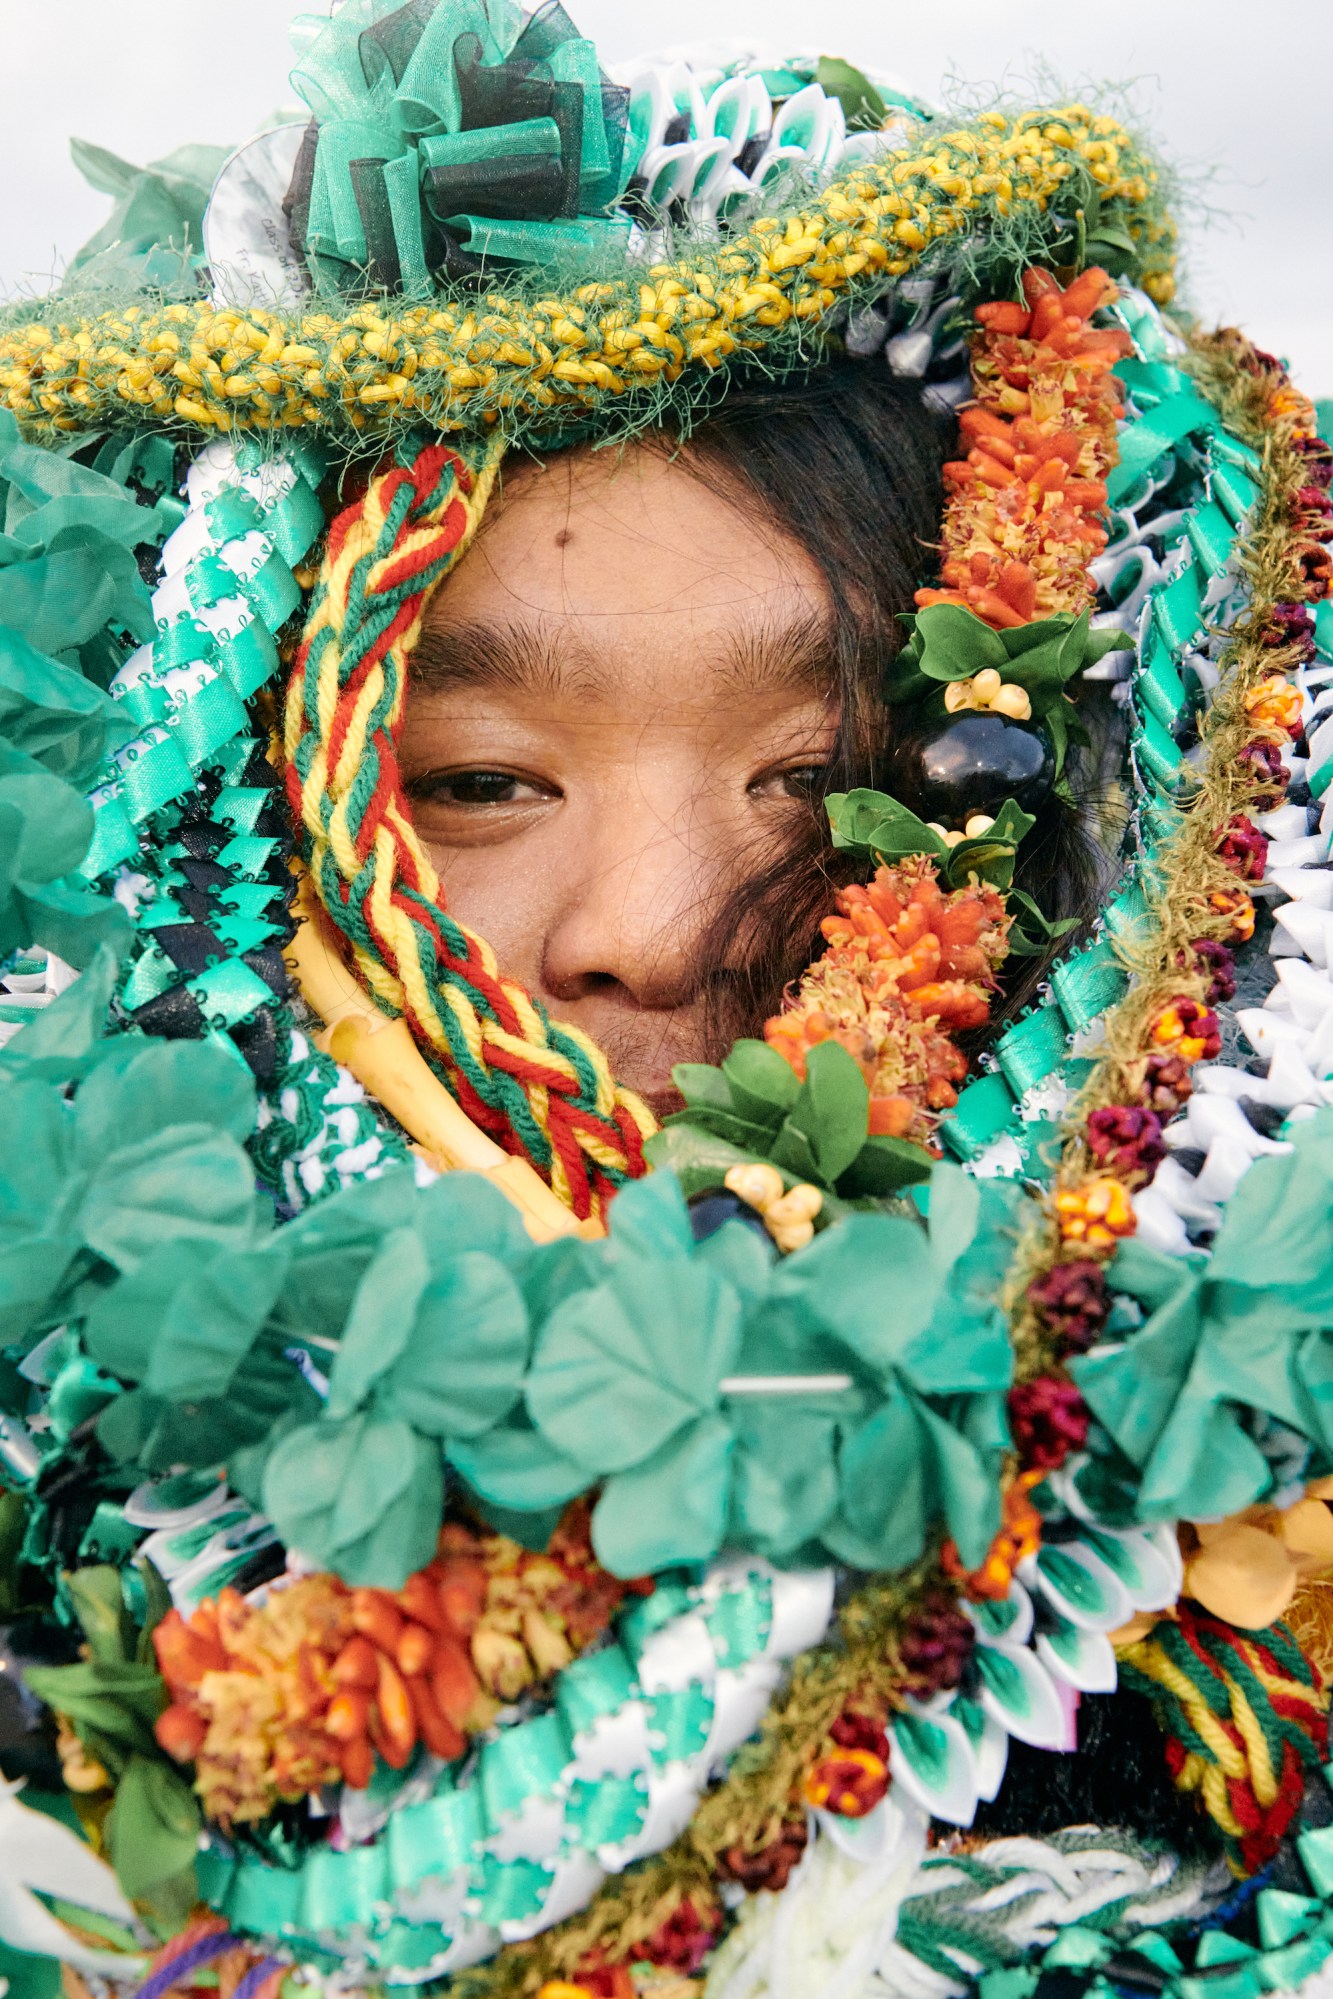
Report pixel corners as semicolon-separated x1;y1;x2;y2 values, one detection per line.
539;792;723;1015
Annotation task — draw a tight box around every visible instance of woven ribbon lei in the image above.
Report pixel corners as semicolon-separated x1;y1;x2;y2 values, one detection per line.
1118;1606;1330;1876
283;432;653;1220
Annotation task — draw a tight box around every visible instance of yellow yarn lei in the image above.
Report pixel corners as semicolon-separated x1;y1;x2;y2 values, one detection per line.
0;105;1173;445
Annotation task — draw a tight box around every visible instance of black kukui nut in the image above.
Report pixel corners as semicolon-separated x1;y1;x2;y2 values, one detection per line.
904;712;1056;824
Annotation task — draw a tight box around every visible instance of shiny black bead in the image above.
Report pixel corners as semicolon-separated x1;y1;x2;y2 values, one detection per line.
903;712;1056;824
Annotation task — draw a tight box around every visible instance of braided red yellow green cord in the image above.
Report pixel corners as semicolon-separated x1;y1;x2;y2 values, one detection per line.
283;434;655;1220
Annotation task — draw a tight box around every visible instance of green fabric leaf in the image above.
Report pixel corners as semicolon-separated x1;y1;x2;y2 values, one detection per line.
826;1390;927;1571
84;1245;196;1382
729;1403;840;1557
0;629;131;785
527;1258;743;1474
64;1566;135;1665
0;943;124;1084
146;1243;290;1401
671;1063;736;1112
719;1040;800;1122
380;1251;529;1436
448;1419;591;1513
74;1041;256;1158
104;1752;200;1906
325;1227;427;1420
591;1415;733;1575
603;1172;695;1262
836;1133;933;1198
826;787;949;865
262;1412;443;1587
785;1040;870;1186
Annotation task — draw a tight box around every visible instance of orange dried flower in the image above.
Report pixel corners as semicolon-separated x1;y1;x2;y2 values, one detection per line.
764;859;1009;1147
1150;997;1222;1064
1208;887;1256;943
943;1470;1045;1600
803;1746;890;1817
1055;1175;1137;1248
916;267;1130;629
151;1504;645;1826
1244;674;1303;738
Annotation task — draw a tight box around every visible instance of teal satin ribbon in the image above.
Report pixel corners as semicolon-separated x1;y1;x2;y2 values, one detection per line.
79;453;321;884
1187;500;1237;579
291;0;634;290
994;1007;1069;1100
1106;392;1217;508
1152;554;1203;657
1049;941;1128;1036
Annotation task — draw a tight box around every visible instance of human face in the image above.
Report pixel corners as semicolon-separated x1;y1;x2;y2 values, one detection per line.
402;441;838;1115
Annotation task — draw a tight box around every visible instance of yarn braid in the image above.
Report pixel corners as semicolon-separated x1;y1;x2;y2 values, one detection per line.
1117;1605;1329;1876
283;432;654;1221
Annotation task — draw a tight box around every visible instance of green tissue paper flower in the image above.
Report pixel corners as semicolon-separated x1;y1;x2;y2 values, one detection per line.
1073;1108;1333;1523
0;1040;259;1351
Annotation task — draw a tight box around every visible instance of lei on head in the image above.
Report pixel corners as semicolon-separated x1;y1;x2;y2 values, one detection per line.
3;6;1333;1999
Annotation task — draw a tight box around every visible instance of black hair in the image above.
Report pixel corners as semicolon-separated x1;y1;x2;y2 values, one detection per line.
672;356;1108;1062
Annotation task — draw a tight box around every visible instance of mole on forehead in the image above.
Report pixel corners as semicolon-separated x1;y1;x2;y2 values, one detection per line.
411;611;839;705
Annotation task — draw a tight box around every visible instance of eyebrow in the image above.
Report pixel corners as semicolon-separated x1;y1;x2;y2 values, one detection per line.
410;609;839;706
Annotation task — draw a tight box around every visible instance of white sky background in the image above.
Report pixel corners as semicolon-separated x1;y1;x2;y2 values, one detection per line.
0;0;1329;394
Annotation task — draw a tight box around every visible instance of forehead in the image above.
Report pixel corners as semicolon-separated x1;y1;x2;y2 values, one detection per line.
425;440;831;685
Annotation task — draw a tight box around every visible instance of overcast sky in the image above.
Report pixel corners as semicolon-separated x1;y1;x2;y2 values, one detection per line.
2;0;1329;395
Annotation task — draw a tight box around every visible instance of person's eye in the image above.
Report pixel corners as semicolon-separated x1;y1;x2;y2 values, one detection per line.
750;762;831;803
408;769;555;807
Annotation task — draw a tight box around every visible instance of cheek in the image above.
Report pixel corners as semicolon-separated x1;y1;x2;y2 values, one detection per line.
420;830;554;989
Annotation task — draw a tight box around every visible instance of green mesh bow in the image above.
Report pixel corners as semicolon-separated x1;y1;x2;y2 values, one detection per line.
287;0;636;289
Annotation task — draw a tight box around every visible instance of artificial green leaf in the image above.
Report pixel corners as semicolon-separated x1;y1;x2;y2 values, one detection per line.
262;1412;444;1588
662;1104;775;1152
0;629;131;785
603;1172;696;1263
767;1119;823;1185
380;1252;529;1436
720;1040;801;1122
813;55;887;131
135;1559;173;1662
448;1419;590;1513
0;942;124;1083
729;1403;840;1557
673;1062;740;1112
84;1245;200;1383
826;787;948;864
146;1242;289;1401
778;1211;938;1375
414;1170;534;1267
898;603;1010;686
591;1415;734;1575
826;1390;927;1571
939;797;1035;892
786;1040;870;1186
911;1391;1000;1568
527;1259;743;1474
64;1566;134;1665
104;1752;200;1905
324;1227;428;1420
73;1040;256;1160
835;1133;932;1198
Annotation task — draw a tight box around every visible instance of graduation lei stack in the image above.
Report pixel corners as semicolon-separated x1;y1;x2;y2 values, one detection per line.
1;5;1333;1997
